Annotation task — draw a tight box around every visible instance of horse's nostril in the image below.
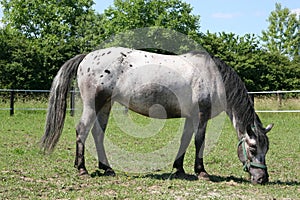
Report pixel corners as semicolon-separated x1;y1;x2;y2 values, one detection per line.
257;177;263;183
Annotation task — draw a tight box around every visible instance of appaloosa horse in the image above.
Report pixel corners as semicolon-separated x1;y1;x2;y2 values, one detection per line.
41;47;273;184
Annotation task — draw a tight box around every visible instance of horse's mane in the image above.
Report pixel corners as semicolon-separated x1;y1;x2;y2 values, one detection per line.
208;54;268;145
209;55;254;124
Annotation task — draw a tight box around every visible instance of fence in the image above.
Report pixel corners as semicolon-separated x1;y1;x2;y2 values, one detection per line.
0;89;300;116
0;88;76;116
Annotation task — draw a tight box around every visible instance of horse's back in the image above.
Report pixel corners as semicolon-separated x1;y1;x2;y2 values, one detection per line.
77;47;226;118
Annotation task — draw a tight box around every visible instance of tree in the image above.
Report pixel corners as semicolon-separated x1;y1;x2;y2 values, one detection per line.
0;26;42;89
101;0;201;53
0;0;104;89
199;31;299;91
261;3;300;59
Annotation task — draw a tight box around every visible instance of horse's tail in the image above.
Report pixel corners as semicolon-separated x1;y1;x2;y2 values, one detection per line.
41;54;86;153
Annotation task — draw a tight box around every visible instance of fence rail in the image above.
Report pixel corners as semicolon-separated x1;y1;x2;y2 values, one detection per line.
0;89;76;116
0;89;299;115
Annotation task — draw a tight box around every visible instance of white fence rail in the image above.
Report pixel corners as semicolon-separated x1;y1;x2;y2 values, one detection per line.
0;89;299;115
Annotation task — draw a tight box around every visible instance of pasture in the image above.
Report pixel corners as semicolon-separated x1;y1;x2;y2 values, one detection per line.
0;98;299;199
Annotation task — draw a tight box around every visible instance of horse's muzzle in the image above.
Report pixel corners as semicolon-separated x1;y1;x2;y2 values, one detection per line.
250;169;269;184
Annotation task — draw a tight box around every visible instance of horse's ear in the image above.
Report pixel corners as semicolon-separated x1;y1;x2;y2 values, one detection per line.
265;123;274;134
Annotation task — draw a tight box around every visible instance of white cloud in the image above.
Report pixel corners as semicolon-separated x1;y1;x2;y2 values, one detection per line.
211;12;242;19
291;8;300;16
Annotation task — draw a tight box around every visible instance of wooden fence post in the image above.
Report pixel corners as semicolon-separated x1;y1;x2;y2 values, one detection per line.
250;94;255;105
70;87;75;116
277;93;282;108
10;90;15;116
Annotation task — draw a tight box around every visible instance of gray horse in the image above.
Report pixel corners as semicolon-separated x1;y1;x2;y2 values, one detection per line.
41;47;273;184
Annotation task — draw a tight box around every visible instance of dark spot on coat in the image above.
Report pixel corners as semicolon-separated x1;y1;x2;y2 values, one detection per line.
94;56;98;60
87;68;90;72
102;53;105;56
100;75;103;78
97;62;100;65
145;55;147;57
129;64;133;67
107;51;111;54
120;52;127;57
104;69;111;74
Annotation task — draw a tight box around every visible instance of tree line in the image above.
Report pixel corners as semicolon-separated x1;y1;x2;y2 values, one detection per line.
0;0;299;91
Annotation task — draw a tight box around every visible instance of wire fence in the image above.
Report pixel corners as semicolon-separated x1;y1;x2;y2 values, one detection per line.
0;89;299;116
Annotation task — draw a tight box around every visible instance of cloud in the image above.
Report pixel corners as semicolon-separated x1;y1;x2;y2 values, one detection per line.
291;8;300;16
211;12;242;19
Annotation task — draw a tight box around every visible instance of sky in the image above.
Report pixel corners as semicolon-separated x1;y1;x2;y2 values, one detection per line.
1;0;299;36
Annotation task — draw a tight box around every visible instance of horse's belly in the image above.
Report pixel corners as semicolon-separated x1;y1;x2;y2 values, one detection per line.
115;82;194;119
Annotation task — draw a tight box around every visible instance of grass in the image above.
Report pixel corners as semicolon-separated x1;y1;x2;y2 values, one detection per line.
0;99;299;199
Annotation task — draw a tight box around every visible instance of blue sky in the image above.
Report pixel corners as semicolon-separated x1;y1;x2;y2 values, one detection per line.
1;0;299;36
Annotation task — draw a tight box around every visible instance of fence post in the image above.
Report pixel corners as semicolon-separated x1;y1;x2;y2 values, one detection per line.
277;92;282;108
70;87;75;116
250;94;255;104
10;90;15;116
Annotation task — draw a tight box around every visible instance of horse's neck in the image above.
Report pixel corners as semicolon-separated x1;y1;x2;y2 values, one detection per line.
219;67;255;139
226;86;256;137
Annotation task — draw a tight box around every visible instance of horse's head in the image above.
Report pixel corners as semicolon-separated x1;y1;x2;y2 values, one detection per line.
237;123;273;184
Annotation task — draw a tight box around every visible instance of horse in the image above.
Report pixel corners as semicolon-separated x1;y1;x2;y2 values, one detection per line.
41;47;273;184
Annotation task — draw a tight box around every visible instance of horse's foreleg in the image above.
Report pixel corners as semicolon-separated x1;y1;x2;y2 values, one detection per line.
194;112;209;179
173;117;194;175
75;106;96;175
92;103;115;176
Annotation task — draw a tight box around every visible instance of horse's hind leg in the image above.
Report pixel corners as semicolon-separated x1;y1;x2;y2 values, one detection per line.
75;105;97;175
91;102;115;176
194;112;209;179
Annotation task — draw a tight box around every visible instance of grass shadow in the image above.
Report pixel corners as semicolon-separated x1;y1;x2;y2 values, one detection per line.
267;180;300;186
143;172;198;181
208;175;248;183
90;170;300;187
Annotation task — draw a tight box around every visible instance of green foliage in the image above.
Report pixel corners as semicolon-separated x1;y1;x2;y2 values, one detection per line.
100;0;201;54
0;0;104;89
261;3;300;59
0;27;44;89
102;0;200;37
199;31;300;91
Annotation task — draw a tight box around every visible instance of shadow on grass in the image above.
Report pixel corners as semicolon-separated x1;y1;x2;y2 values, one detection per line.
143;172;198;181
138;173;247;182
90;170;300;186
267;180;300;186
208;175;248;183
143;174;300;186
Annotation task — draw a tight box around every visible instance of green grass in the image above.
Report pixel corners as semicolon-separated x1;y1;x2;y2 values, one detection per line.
0;99;299;199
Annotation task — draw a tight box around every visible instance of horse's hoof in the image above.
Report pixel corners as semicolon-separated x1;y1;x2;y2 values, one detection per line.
197;171;210;180
78;168;89;176
104;169;116;177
